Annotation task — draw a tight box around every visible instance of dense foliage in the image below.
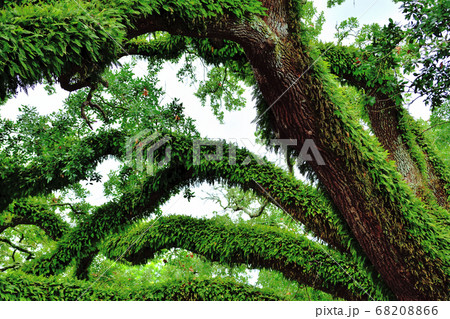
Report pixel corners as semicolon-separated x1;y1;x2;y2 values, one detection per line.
0;0;448;301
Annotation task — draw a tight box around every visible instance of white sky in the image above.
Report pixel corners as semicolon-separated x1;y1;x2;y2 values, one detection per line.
0;0;431;215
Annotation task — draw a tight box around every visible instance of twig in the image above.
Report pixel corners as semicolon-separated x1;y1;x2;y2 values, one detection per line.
421;121;450;134
49;202;84;215
0;263;21;272
0;238;34;260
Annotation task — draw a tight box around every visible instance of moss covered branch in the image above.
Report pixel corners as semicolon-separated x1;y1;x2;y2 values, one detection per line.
318;42;449;208
0;272;283;301
0;198;69;241
22;132;361;277
0;0;266;98
0;130;124;211
102;215;392;300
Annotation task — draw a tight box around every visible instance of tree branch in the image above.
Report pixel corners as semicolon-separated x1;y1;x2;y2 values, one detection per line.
101;215;392;300
1;199;69;241
0;238;34;260
22;132;359;277
0;273;285;301
0;130;124;211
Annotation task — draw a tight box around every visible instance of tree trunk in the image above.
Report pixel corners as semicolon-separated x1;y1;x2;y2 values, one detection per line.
318;43;449;209
228;6;447;300
131;2;448;299
366;93;449;207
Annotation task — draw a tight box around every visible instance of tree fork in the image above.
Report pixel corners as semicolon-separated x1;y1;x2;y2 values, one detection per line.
96;0;448;300
236;11;447;299
316;43;449;209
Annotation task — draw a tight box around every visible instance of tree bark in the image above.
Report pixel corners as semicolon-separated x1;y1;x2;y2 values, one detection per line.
127;2;448;299
317;43;449;209
3;0;447;300
225;3;446;300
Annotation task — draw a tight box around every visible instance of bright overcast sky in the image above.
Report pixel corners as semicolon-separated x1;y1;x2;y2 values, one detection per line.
1;0;430;214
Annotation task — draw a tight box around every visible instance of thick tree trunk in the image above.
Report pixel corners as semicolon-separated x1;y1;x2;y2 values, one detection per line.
318;43;449;209
227;6;447;300
132;5;447;298
4;0;448;301
251;51;442;300
367;95;449;209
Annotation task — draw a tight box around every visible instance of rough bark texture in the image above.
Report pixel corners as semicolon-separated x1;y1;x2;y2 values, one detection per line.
74;249;99;281
319;43;449;209
367;95;449;209
227;2;445;300
368;95;426;194
125;1;449;300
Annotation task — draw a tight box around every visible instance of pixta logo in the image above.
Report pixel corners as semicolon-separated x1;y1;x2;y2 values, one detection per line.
126;130;172;176
126;131;325;175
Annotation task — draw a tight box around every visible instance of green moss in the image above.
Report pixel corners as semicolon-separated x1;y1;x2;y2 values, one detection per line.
22;131;365;278
0;272;284;301
0;198;69;240
0;0;267;98
102;215;393;300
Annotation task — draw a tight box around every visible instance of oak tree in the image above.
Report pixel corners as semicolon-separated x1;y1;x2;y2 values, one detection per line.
0;0;448;300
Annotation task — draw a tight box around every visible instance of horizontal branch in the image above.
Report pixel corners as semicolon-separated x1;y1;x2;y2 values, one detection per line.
0;130;124;211
102;215;392;300
0;264;20;272
0;272;284;301
0;0;266;98
22;132;361;277
0;199;69;241
123;35;251;75
0;238;34;260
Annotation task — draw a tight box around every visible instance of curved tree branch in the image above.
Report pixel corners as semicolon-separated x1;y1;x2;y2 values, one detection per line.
22;132;360;277
101;215;392;300
0;199;69;241
0;130;124;211
0;238;34;261
2;0;448;300
319;42;449;209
